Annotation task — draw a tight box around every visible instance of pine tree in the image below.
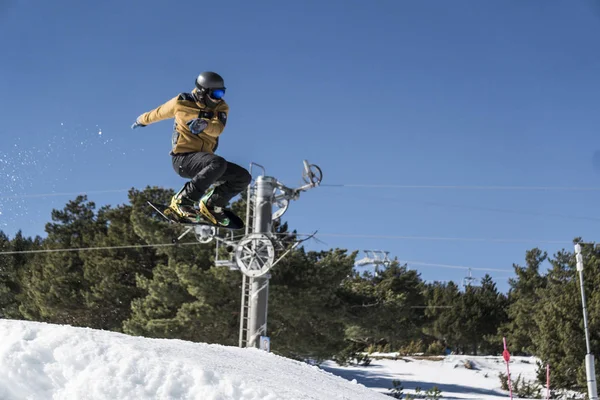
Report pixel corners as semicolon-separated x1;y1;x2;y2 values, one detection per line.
477;275;508;354
456;283;481;354
124;186;240;343
533;242;600;391
10;231;42;319
268;248;356;360
81;203;165;331
500;248;547;355
423;281;463;352
19;196;105;326
0;231;20;318
124;260;241;344
123;260;195;338
338;261;426;352
443;275;507;355
373;262;426;348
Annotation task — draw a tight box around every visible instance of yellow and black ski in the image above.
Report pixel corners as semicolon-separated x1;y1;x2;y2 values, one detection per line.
147;201;244;230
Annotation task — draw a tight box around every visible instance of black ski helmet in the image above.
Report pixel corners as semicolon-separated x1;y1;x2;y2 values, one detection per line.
195;71;225;91
194;71;226;105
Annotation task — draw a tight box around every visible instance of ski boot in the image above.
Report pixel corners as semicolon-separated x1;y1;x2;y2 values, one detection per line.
169;185;200;220
199;188;231;227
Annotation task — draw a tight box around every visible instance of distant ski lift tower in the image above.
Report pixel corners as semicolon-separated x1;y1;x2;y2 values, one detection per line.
462;268;478;288
356;250;391;275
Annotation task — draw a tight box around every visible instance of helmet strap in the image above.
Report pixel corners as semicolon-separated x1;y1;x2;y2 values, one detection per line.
204;91;220;108
192;88;205;103
192;87;219;108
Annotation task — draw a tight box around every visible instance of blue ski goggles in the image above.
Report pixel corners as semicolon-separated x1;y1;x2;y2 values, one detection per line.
209;88;226;99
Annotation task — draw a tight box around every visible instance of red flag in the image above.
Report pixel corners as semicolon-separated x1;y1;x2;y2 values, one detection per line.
503;337;511;362
503;349;511;362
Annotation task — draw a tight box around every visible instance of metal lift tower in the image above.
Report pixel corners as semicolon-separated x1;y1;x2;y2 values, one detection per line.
175;160;323;349
237;160;322;348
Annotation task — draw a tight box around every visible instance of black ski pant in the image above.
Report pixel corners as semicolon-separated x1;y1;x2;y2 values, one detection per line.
171;152;251;207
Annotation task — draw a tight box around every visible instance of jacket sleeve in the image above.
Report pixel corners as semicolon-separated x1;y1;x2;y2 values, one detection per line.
202;103;229;138
137;96;178;126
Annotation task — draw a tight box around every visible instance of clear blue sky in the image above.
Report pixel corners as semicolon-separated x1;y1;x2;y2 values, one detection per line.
1;0;600;292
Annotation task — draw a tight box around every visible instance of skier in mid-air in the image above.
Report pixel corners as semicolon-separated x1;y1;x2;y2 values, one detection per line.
131;71;251;227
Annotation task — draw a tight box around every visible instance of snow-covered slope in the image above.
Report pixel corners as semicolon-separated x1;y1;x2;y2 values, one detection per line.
322;353;544;399
0;319;387;400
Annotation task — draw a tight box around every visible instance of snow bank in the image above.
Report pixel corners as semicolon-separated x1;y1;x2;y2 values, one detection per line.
0;319;387;400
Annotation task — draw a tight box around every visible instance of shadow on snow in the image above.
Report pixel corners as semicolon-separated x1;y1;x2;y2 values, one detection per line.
320;363;505;399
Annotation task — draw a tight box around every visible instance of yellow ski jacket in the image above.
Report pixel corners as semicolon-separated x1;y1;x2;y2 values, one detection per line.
136;92;229;154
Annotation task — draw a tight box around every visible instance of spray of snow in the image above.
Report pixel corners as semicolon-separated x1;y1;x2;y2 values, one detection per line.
0;140;49;227
0;320;387;400
0;122;118;231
